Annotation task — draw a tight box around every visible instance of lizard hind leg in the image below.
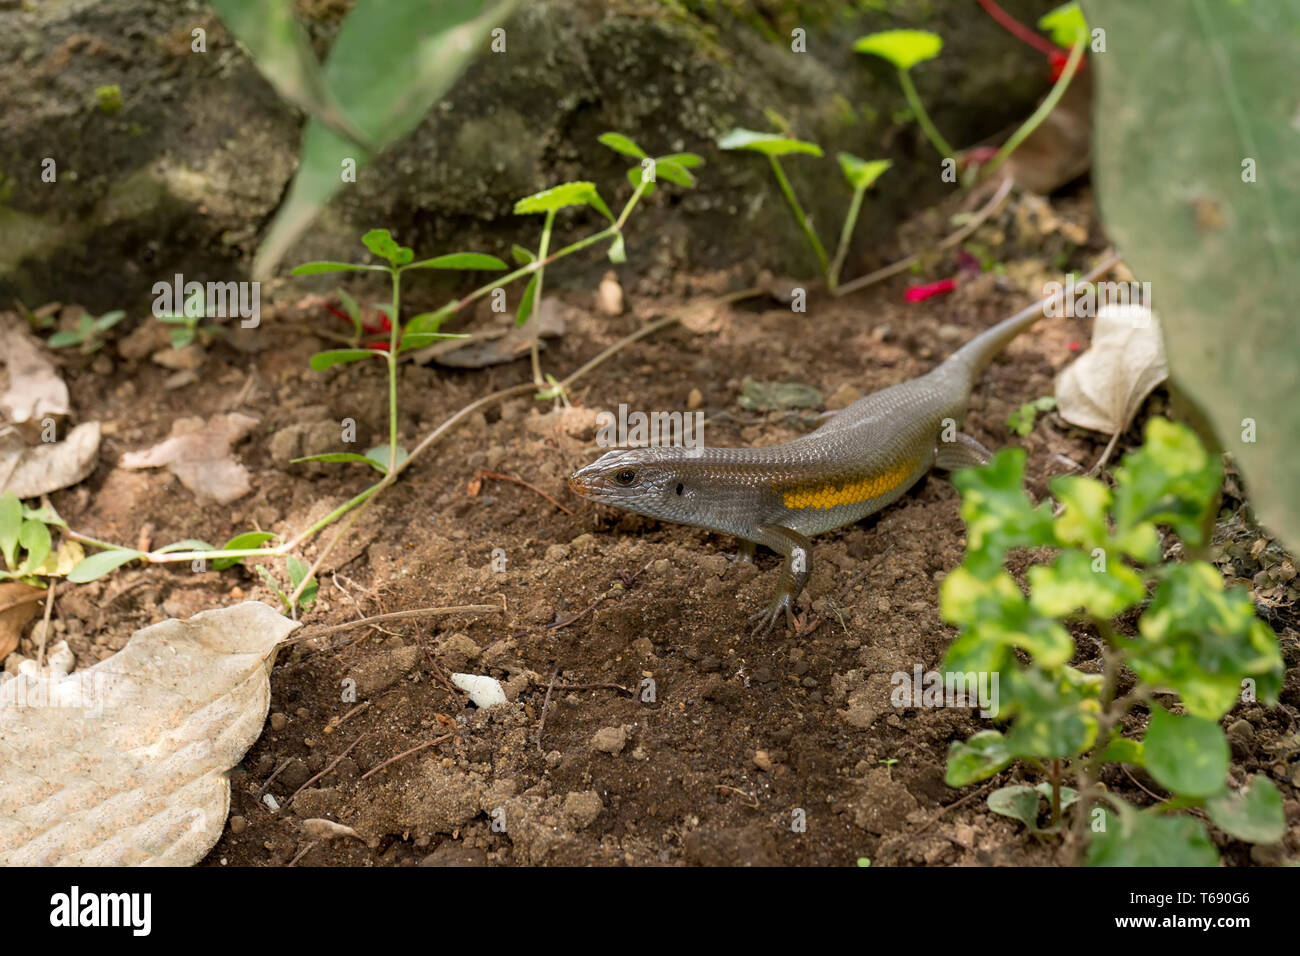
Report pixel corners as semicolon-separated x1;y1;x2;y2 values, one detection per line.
934;432;993;472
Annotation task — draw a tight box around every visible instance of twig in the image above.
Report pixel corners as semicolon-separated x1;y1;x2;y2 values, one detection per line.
548;563;650;630
549;682;633;695
286;841;319;867
360;731;457;781
36;580;55;669
915;780;997;834
257;758;294;798
535;667;561;754
287;733;367;805
284;605;503;645
472;470;574;516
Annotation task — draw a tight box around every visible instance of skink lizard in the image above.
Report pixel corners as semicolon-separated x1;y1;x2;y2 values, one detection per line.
568;257;1119;635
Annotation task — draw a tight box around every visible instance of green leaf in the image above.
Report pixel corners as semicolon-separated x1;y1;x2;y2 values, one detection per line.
1006;395;1056;437
18;520;51;572
951;448;1055;577
1000;666;1099;760
94;310;127;332
310;348;381;370
1048;474;1111;553
292;452;388;474
659;152;703;168
0;492;21;569
397;331;468;353
46;331;83;349
153;539;215;554
361;228;405;264
510;243;536;265
651;159;695;187
941;567;1075;670
1084;0;1300;556
852;29;944;70
1086;799;1219;866
404;304;458;336
290;261;384;275
252;0;515;279
1039;2;1088;49
1112;419;1221;547
607;233;627;264
513;182;614;221
170;327;196;349
716;128;823;157
406;252;508;271
945;730;1013;786
1143;706;1229;798
1028;549;1146;620
68;548;144;583
287;555;318;610
515;273;539;327
837;154;892;191
987;785;1041;829
213;531;277;570
597;132;646;159
1205;776;1285;844
365;444;407;472
1101;736;1144;766
627;166;658;196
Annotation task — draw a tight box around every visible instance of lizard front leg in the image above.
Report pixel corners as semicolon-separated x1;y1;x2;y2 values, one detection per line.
746;524;813;637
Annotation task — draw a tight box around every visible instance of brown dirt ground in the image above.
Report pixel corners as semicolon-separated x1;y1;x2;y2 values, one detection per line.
30;185;1300;866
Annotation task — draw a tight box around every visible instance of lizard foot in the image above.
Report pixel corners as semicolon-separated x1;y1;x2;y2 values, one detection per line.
747;592;799;638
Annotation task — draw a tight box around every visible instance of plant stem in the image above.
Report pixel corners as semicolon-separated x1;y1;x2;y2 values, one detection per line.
387;267;401;472
828;184;867;292
976;0;1062;57
897;67;954;159
767;154;828;276
529;209;556;386
980;38;1085;182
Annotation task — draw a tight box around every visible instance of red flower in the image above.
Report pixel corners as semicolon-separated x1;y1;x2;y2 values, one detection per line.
904;278;957;303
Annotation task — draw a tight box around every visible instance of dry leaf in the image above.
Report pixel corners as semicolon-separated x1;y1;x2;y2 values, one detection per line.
0;601;298;865
1056;303;1168;436
417;299;566;368
120;413;259;504
0;581;44;658
0;422;101;498
0;315;70;433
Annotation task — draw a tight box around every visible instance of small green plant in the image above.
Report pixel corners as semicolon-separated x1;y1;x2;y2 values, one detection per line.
0;493;77;582
717;128;890;290
1006;396;1056;436
46;309;126;354
941;419;1284;864
155;288;222;349
94;84;123;114
854;19;1087;183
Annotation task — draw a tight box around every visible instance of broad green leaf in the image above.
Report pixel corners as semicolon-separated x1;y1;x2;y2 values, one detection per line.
1101;736;1144;766
94;310;126;331
291;453;387;473
987;785;1042;829
287;555;318;610
652;159;695;187
837;154;892;191
210;0;371;149
310;348;381;371
361;228;412;265
1205;776;1285;844
716;128;823;157
1001;666;1099;759
213;531;277;571
1083;0;1300;556
607;233;626;265
941;567;1074;669
1086;800;1218;866
945;729;1013;787
68;549;144;583
1039;3;1088;49
510;243;535;265
365;444;407;472
1028;548;1146;620
1133;562;1283;719
405;304;458;336
1112;419;1221;547
951;448;1055;577
17;520;51;573
46;331;83;349
627;165;658;196
153;539;215;554
513;182;614;221
406;252;507;271
253;0;516;279
659;152;703;168
290;261;384;275
1143;706;1229;798
1048;474;1111;553
597;132;646;159
852;29;943;70
515;273;539;327
397;331;468;353
0;493;21;569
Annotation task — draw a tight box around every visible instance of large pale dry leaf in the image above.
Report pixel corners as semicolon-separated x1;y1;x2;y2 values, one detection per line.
120;413;259;504
0;316;70;431
0;581;44;658
0;601;298;865
1056;304;1168;435
0;422;101;498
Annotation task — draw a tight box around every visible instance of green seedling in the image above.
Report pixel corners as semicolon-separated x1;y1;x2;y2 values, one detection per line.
854;24;1087;183
941;419;1284;865
1006;396;1056;437
47;309;126;354
155;287;222;349
0;493;77;583
94;84;123;114
718;128;890;290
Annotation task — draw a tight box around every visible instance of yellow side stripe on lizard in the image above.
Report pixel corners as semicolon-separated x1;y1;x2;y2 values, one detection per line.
781;458;919;510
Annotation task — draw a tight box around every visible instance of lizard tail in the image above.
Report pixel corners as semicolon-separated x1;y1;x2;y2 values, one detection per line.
950;252;1122;379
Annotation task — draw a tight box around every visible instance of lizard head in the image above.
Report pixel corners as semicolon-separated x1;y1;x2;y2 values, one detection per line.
567;446;696;521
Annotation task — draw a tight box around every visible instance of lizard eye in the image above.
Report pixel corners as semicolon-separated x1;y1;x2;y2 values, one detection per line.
614;468;637;486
